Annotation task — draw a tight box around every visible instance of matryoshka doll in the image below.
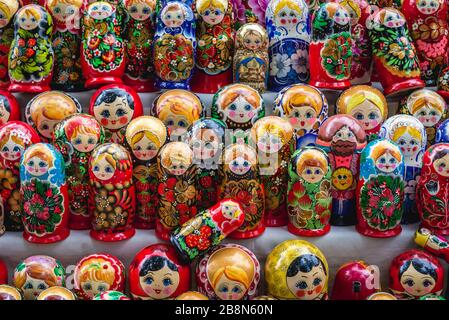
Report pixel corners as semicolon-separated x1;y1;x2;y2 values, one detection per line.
0;90;20;125
195;243;261;300
266;0;310;91
52;114;105;230
81;1;125;88
36;286;76;300
265;239;329;300
252;116;295;227
88;143;135;241
336;85;387;142
0;121;40;231
125;116;167;229
316;114;367;226
153;1;196;90
73;253;125;300
191;0;234;93
287;147;332;236
0;0;19;89
402;0;448;86
367;8;424;96
273;84;328;149
0;285;22;300
25;91;82;142
389;249;444;299
89;84;143;144
93;290;130;300
218;143;265;238
156;141;197;241
233;23;269;92
356;139;405;238
129;243;191;300
415;228;449;264
379;115;426;224
309;2;352;90
13;255;65;300
437;67;449;100
123;0;157;92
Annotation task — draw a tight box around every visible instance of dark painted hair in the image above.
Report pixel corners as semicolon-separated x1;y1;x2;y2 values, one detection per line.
399;258;438;280
139;256;178;277
433;149;449;162
95;89;134;109
286;254;326;278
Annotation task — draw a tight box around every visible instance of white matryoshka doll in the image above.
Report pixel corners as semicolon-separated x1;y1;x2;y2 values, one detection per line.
379;115;426;224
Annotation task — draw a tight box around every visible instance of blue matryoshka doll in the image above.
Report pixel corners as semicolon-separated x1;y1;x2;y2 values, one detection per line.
436;119;449;143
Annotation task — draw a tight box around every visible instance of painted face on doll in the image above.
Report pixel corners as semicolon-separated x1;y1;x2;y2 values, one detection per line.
395;132;420;158
275;6;300;29
221;203;239;219
331;167;353;190
225;96;256;124
0;9;10;28
128;3;152;21
167;159;188;175
22;275;49;300
26;156;49;177
343;4;359;25
51;3;78;22
0;101;10;125
89;2;114;20
214;274;247;300
288;106;318;131
95;97;134;131
351;102;382;131
71;133;98;153
1;138;23;161
433;154;449;177
333;7;350;26
257;133;282;154
243;32;264;50
161;6;185;28
18;12;40;31
81;280;110;298
132;135;158;161
286;258;326;300
139;264;180;299
164;115;190;136
332;126;357;144
37;115;59;139
382;10;405;28
400;263;436;297
192;130;220;161
201;5;225;25
416;0;440;15
92;157;116;180
229;156;251;175
413;105;442;127
375;151;399;173
301;165;325;184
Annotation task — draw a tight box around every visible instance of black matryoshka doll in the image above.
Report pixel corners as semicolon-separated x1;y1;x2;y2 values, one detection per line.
53;114;105;230
0;89;20;126
0;0;19;89
88;143;136;242
125;116;167;229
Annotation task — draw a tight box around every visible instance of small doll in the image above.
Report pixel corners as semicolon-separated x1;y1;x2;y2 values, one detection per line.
0;90;20;125
233;23;269;92
218;143;265;239
379;115;426;224
13;255;65;300
93;291;130;300
336;85;388;142
170;199;245;263
191;0;234;93
8;4;54;92
251;116;295;227
415;227;449;264
0;121;40;231
123;0;157;92
273;84;328;149
129;243;191;300
81;1;125;88
389;249;444;299
195;243;261;300
25;90;82;142
74;253;125;300
265;239;329;300
356;139;405;238
287;147;332;236
88;143;136;242
0;0;19;89
265;0;310;91
53;114;105;230
89;84;143;144
231;0;268;29
46;0;85;91
153;1;196;89
125;116;167;229
156;141;197;240
36;286;77;300
0;285;22;300
309;2;352;90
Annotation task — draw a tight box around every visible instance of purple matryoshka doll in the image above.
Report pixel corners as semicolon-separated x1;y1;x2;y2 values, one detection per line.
0;0;19;89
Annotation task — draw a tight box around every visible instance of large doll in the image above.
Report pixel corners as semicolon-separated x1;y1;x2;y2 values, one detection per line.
0;0;19;89
0;90;20;125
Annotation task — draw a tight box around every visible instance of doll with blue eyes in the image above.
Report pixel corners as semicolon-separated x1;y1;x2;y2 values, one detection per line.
0;0;19;89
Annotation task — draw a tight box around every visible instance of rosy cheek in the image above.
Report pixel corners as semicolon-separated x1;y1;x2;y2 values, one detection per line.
15;152;21;157
280;18;286;24
431;116;437;123
40;168;46;172
134;151;142;157
27;166;33;171
418;116;426;123
307;118;316;125
378;164;384;168
438;166;444;172
231;293;241;299
289;118;298;125
387;21;393;27
162;287;173;295
100;118;108;126
412;146;418;152
295;290;306;298
371;120;379;126
314;285;323;294
292;18;297;23
119;116;128;125
229;111;236;118
247;111;255;118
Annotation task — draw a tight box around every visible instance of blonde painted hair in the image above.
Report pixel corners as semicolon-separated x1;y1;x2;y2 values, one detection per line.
197;0;226;13
296;149;328;174
160;142;193;169
274;0;302;16
156;91;202;125
392;126;422;143
0;134;24;149
78;258;116;285
92;153;116;170
212;266;250;290
281;86;323;115
14;263;58;289
67;125;98;140
339;0;361;19
0;0;18;21
23;147;54;167
47;0;83;9
371;142;402;163
411;96;445;115
252;117;293;145
130;131;161;149
18;7;40;21
218;85;262;111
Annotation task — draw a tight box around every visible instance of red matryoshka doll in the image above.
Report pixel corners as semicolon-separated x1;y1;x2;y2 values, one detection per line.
416;143;449;236
129;243;191;300
123;0;157;92
53;114;105;230
252;116;295;227
287;147;332;236
0;0;19;89
402;0;448;86
415;227;449;264
0;285;22;299
0;90;20;125
0;259;7;284
233;23;269;93
81;1;125;88
0;121;40;231
25;91;82;142
125;116;167;229
273;84;328;149
356;139;405;238
89;143;135;242
36;286;76;300
219;143;265;238
89;84;143;144
170;199;244;263
156;141;197;240
367;8;424;96
74;253;125;300
389;249;444;299
309;2;352;90
336;85;388;142
13;255;65;300
316;115;367;226
191;0;234;93
196;243;261;300
265;239;329;300
93;290;130;300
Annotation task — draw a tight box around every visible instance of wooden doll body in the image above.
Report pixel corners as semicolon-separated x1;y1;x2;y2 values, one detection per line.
0;0;19;89
415;227;449;264
20;143;69;243
0;90;20;125
331;261;378;300
53;114;105;230
0;259;7;284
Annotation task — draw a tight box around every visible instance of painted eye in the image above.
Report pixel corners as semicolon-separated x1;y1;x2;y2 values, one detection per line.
28;160;34;166
92;5;98;10
20;17;25;22
280;11;287;17
430;111;437;116
176;14;182;19
135;145;142;151
398;139;406;145
24;282;33;289
68;8;75;14
314;169;321;175
74;138;82;145
410;140;417;145
232;161;238;166
102;5;108;11
354;112;364;120
405;279;414;287
162;278;172;286
142;7;150;14
100;110;111;118
214;10;221;15
313;278;322;286
179;165;185;170
440;162;446;168
348;131;353;137
232;286;242;293
244;105;252;111
293;111;301;117
31;17;36;22
116;108;127;117
93;165;100;172
289;12;296;17
41;124;49;130
88;138;95;144
105;166;113;173
219;285;229;293
205;142;212;149
204;9;210;15
243;161;249;167
389;158;396;164
147;144;155;150
55;7;61;13
97;285;106;292
130;6;137;13
167;120;174;126
229;104;237;111
13;146;21;152
39;161;46;168
145;277;153;285
1;146;8;152
305;112;313;119
419;111;426;116
172;165;178;169
380;158;386;164
306;169;312;174
83;283;92;290
166;14;171;19
296;281;307;289
37;283;46;290
368;112;377;120
178;120;187;127
423;280;433;287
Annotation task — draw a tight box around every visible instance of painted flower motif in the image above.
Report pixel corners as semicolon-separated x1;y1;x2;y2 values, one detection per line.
270;53;291;78
248;0;269;25
414;18;446;41
290;49;308;74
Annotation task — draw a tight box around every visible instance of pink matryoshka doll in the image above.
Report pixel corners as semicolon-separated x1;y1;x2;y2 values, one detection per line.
88;142;136;242
129;243;191;300
0;0;19;89
0;90;20;126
